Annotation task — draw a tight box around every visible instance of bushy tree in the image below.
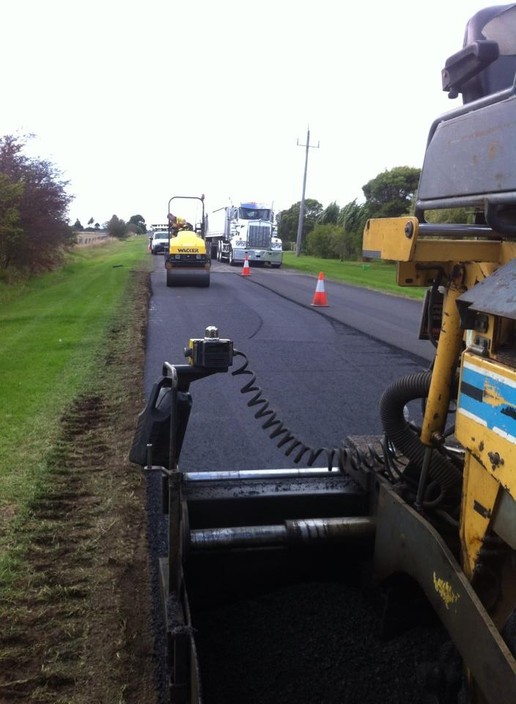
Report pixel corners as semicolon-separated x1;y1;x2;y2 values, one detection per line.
312;200;369;260
0;173;24;270
305;223;345;258
73;218;84;230
0;134;74;272
106;214;129;239
425;207;472;223
277;199;323;248
362;166;421;218
318;201;341;225
127;213;146;234
338;200;369;260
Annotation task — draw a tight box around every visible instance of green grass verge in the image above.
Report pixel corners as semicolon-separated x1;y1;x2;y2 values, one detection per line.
0;237;151;584
282;251;426;300
0;242;421;588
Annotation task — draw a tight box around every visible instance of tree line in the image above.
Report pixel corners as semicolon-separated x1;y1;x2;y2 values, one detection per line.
0;134;148;278
0;132;439;279
276;166;421;259
73;214;147;237
0;134;73;274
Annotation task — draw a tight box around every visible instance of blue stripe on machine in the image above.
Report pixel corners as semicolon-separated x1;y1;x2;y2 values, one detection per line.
459;363;516;440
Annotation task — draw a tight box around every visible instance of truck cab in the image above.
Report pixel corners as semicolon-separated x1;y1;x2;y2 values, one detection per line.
210;202;283;267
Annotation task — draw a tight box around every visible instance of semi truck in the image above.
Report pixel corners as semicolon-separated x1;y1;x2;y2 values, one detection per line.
206;201;283;267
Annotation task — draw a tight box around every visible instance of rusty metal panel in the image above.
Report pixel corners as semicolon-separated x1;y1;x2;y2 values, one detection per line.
457;258;516;321
374;484;516;704
418;91;516;206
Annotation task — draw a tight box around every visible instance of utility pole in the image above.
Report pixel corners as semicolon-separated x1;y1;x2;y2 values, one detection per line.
295;127;320;257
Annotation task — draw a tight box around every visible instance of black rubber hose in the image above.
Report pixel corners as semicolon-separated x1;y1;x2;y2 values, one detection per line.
379;371;462;504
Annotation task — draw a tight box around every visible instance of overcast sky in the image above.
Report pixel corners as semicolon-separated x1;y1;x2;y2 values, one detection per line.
2;0;495;226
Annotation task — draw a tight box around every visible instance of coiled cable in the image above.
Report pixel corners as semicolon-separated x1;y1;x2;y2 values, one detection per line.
231;349;384;473
231;349;463;513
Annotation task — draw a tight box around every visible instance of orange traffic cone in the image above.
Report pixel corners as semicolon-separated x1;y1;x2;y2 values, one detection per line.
241;256;251;276
311;272;329;306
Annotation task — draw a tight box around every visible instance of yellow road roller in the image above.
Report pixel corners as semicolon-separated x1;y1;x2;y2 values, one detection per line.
165;195;211;288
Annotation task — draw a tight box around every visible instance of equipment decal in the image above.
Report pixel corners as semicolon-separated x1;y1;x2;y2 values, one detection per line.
458;360;516;442
433;572;460;609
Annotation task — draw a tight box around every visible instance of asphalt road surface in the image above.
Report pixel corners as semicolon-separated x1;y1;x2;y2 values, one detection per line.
142;257;443;704
144;258;433;472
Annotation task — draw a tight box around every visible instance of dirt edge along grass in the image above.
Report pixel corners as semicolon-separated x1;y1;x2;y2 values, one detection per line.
0;238;151;582
0;265;158;704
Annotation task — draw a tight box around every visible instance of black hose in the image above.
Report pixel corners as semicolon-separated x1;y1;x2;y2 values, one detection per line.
379;371;462;506
231;350;339;469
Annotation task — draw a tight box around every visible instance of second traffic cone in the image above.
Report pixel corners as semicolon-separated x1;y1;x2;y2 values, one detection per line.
311;272;329;306
241;256;250;276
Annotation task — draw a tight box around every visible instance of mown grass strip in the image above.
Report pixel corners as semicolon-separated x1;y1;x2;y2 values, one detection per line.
0;238;151;584
0;258;155;703
281;252;426;299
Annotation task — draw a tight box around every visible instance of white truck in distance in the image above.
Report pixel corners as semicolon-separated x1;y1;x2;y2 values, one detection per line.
207;202;283;267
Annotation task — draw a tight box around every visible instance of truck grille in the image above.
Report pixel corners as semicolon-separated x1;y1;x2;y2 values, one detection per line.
248;225;271;248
